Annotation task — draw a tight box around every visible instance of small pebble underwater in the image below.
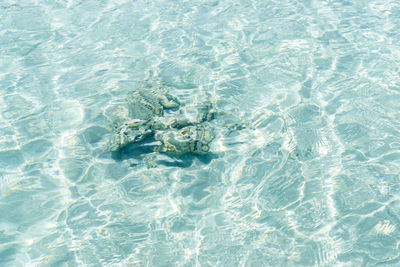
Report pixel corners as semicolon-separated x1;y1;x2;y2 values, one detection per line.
1;0;400;266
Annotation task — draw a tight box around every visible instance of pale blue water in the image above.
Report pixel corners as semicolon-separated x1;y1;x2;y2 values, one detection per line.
1;0;400;266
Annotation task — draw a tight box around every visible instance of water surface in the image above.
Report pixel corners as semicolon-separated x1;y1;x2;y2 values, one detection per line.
1;0;400;266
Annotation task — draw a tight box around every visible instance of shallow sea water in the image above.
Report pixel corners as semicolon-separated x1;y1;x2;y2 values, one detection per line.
1;0;400;266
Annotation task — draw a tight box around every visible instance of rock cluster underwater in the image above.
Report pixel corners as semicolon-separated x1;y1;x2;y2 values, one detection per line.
108;83;216;156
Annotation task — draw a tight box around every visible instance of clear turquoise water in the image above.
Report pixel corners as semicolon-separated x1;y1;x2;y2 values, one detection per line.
1;0;400;266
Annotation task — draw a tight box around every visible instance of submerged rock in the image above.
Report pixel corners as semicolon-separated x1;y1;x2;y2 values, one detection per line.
154;125;215;155
108;82;216;155
109;119;154;152
127;85;180;120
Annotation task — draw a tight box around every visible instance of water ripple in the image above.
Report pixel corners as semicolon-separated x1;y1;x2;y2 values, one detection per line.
1;0;400;265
